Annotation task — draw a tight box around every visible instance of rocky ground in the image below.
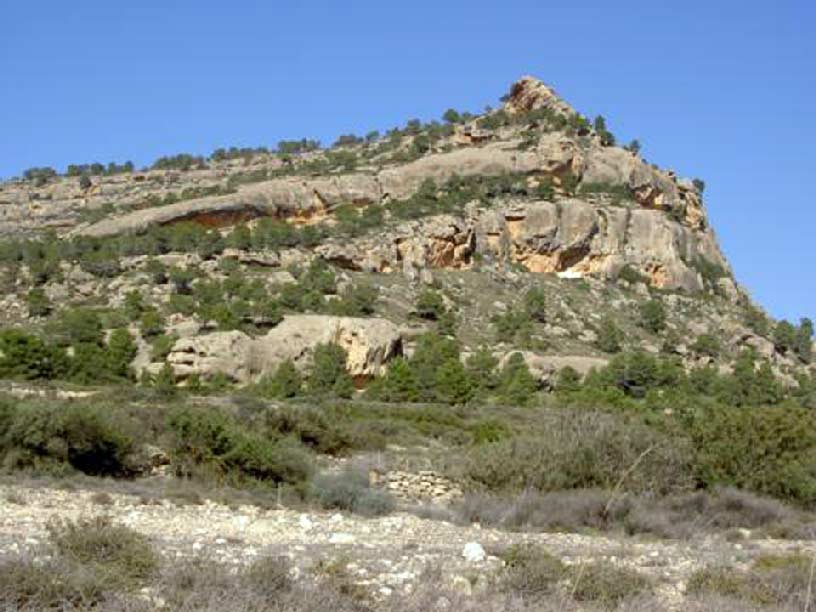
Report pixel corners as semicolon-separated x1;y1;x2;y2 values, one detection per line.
2;479;815;610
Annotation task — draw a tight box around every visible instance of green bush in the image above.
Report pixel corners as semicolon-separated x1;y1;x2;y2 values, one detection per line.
685;404;816;504
499;544;565;600
256;360;302;399
0;329;68;380
523;287;547;323
0;402;136;477
307;344;354;398
596;317;623;353
415;290;446;320
497;353;538;406
638;299;667;333
25;287;51;317
167;406;313;486
461;410;693;495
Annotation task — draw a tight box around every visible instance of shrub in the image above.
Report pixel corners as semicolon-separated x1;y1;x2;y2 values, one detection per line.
617;265;647;285
690;333;720;358
1;403;136;477
492;309;533;344
167;406;313;486
47;516;157;587
257;360;302;399
366;358;421;402
570;562;651;606
638;299;667;333
499;544;565;600
105;328;137;379
311;466;395;517
0;558;107;609
434;358;475;405
0;329;68;380
461;410;693;495
415;289;446;320
307;343;354;398
686;404;816;504
497;353;538;406
25;287;51;317
331;282;378;316
596;317;623;353
523;287;547;323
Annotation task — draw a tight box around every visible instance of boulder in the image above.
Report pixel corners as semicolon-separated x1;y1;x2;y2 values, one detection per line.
166;330;254;383
252;315;403;378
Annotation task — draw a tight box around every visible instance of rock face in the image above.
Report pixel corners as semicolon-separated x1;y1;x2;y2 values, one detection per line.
251;315;403;379
1;75;731;293
162;316;403;383
496;351;609;387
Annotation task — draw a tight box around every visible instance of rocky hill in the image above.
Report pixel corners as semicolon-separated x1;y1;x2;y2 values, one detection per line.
1;75;816;612
0;76;811;388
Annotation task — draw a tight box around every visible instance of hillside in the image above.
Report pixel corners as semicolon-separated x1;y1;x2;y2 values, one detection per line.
1;76;815;611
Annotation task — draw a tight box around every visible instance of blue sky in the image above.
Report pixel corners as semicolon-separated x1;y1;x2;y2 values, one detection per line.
1;0;813;323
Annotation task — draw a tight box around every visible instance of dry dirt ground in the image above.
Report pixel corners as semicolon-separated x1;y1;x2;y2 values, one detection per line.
2;480;816;610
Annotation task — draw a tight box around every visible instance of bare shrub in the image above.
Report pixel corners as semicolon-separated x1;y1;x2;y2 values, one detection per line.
47;516;157;587
311;466;395;517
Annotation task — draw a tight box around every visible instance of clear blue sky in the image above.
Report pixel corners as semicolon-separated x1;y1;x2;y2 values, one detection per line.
1;1;813;323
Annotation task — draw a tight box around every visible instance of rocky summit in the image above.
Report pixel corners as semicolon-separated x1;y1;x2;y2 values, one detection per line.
0;77;815;611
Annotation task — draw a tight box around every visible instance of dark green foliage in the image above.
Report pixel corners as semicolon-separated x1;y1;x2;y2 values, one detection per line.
57;308;104;345
492;309;533;344
463;411;692;495
139;309;165;337
638;299;667;332
366;358;421;402
0;402;135;476
499;545;565;600
152;363;178;397
276;138;320;155
167;406;313;485
593;115;616;146
687;404;816;504
795;317;813;363
307;343;354;398
693;178;706;193
415;289;446;320
23;166;57;185
497;353;538;406
123;290;145;321
691;333;720;357
151;153;206;171
434;358;475;405
0;329;68;380
210;146;269;162
556;366;582;392
693;256;728;286
617;264;647;285
330;282;378;316
624;139;641;154
523;287;547;323
442;108;462;124
256;361;302;399
774;319;797;353
25;287;51;317
744;304;770;336
67;161;134;176
78;174;92;190
596;317;623;353
570;562;651;606
106;329;137;380
465;347;499;392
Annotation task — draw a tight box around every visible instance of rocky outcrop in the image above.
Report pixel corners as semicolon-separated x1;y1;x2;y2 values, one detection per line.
162;315;403;383
496;351;609;387
316;197;727;292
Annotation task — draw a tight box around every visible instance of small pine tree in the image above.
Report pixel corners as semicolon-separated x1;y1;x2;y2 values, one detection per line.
465;347;498;391
259;360;302;399
415;290;446;320
596;317;623;353
123;290;145;321
26;287;51;317
434;358;474;405
773;320;797;354
556;366;582;392
795;318;814;364
523;287;547;323
154;363;177;397
498;353;538;406
308;343;354;398
638;299;667;333
106;328;137;379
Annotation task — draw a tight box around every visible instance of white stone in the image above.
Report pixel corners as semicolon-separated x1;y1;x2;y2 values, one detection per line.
329;532;355;545
462;541;486;563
